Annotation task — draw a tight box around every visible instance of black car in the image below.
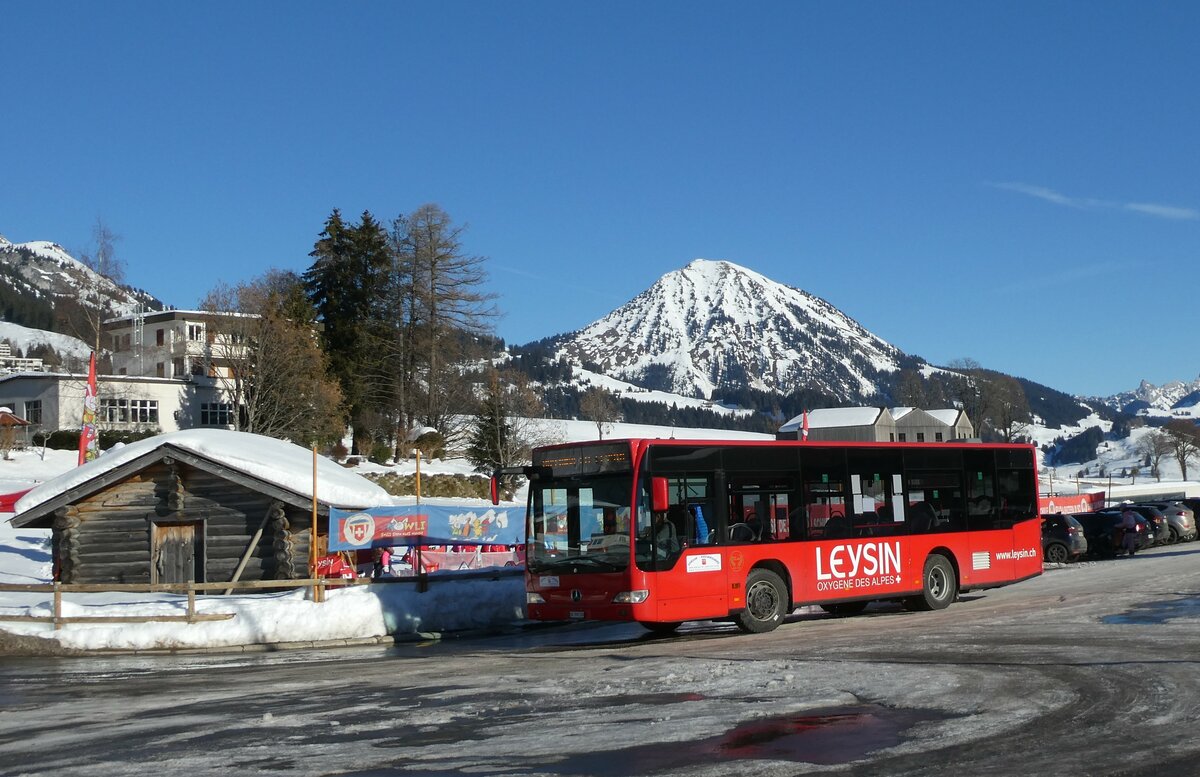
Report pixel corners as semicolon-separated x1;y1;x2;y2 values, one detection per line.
1041;513;1087;563
1074;511;1151;557
1120;504;1170;545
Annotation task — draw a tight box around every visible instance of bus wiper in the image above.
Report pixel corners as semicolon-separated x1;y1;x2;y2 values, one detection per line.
539;554;622;571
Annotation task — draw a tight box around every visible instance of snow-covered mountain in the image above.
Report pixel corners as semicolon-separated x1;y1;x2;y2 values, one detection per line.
0;321;91;361
0;234;163;322
554;259;904;401
1097;376;1200;414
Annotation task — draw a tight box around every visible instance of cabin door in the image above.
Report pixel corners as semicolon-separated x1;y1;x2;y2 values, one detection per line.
152;522;204;585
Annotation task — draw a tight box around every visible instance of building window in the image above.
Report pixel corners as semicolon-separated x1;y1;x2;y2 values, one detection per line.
201;402;234;426
156;328;165;346
898;433;907;442
173;358;184;377
889;433;895;442
99;398;159;425
23;400;41;426
917;433;926;443
156;362;165;378
188;324;203;341
935;432;944;442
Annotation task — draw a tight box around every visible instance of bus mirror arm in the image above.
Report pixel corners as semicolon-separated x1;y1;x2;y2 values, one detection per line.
490;466;551;505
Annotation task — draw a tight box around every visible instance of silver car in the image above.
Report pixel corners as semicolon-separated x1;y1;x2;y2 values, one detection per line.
1137;501;1196;543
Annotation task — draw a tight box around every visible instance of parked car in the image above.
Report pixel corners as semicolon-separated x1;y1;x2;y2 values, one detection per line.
1137;501;1197;543
1041;513;1088;563
1120;504;1171;545
1181;498;1200;522
1075;511;1151;557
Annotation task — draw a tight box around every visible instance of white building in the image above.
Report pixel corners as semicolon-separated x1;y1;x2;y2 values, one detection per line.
777;406;974;443
0;311;250;438
106;309;249;382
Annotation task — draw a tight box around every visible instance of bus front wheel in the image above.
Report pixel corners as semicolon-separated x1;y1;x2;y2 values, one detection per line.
736;569;788;633
904;554;957;612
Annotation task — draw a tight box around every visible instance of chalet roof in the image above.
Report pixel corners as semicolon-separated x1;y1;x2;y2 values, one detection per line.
779;407;885;432
10;429;390;528
927;409;965;426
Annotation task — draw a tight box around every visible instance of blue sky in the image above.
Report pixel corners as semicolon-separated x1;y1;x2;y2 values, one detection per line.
3;2;1197;398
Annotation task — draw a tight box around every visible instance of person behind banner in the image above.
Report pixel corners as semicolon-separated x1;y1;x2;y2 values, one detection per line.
373;546;392;579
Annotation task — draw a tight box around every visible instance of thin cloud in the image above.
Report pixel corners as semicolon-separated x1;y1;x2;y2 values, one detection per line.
987;181;1198;221
1124;202;1200;221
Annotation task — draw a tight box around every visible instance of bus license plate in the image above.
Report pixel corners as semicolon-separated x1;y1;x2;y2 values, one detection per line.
569;610;585;620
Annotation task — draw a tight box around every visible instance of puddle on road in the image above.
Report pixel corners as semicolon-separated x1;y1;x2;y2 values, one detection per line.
541;703;945;776
1103;596;1200;625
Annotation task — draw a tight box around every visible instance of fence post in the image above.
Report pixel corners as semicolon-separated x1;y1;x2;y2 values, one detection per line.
187;584;196;623
53;582;62;631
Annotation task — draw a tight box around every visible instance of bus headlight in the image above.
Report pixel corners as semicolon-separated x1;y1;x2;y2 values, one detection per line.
612;590;649;604
526;592;546;604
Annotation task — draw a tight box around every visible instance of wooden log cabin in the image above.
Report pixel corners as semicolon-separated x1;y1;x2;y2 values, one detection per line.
10;431;387;586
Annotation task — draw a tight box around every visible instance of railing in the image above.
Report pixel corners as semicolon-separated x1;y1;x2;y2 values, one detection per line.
0;568;522;630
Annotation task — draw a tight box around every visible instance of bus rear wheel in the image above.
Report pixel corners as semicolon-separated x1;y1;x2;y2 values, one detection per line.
903;554;957;612
736;569;788;633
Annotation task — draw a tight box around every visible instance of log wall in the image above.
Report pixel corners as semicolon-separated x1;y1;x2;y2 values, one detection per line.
55;459;314;586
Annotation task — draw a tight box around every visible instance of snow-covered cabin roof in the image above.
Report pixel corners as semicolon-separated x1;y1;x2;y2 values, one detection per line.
779;407;886;433
927;409;964;426
891;407;916;420
11;429;390;527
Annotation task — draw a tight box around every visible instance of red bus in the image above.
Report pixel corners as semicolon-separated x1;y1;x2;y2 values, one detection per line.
506;438;1042;634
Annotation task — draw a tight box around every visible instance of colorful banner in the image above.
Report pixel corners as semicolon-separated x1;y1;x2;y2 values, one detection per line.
1039;492;1106;514
77;351;99;466
328;504;525;551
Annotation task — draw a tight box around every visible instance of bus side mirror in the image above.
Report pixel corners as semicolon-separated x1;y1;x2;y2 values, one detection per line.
651;477;669;513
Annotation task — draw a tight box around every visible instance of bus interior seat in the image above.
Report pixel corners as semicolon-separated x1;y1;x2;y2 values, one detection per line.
729;523;756;542
824;514;852;538
906;502;937;533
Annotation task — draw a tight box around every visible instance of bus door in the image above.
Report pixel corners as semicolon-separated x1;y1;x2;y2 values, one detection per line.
962;451;1012;583
641;475;728;622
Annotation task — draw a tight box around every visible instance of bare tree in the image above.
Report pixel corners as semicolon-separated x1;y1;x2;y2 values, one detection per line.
894;369;928;408
579;386;620;440
1164;419;1200;481
1136;429;1173;481
400;204;499;439
68;218;127;354
988;374;1032;443
201;270;345;445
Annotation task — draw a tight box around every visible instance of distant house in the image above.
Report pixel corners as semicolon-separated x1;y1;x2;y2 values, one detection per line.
0;341;44;373
777;406;973;443
777;407;896;442
9;430;389;586
891;407;975;443
0;310;253;438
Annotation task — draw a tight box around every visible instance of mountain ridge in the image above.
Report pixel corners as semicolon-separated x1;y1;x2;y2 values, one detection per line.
552;259;905;403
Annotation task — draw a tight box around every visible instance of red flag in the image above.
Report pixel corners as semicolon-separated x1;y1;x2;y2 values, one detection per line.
801;409;810;441
78;352;99;465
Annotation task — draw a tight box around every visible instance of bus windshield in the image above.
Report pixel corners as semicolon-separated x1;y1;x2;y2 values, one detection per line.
527;475;633;574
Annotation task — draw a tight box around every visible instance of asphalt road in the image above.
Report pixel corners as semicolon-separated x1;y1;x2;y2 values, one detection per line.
5;544;1200;777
